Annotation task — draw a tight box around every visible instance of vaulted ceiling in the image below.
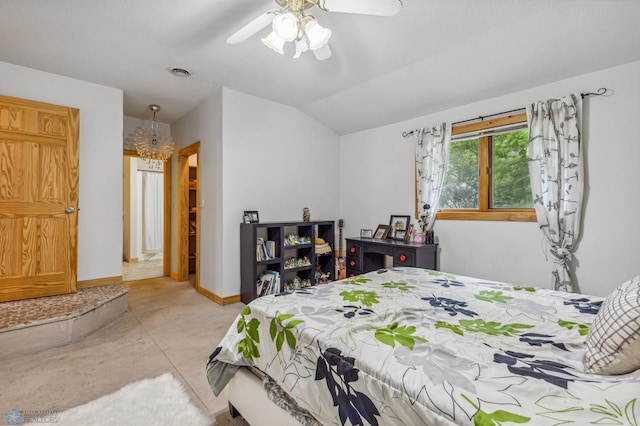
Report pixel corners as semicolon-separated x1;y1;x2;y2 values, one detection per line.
1;0;639;135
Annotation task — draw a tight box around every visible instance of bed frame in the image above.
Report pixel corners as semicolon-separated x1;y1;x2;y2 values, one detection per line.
222;367;303;426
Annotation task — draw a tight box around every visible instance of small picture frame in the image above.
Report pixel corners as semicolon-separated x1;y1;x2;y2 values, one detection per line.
244;210;259;223
394;230;407;241
360;228;373;239
389;215;410;240
373;224;390;240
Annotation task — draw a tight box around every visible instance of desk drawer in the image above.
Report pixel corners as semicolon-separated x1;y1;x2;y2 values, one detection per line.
346;241;361;258
346;256;361;271
393;250;415;267
346;268;360;278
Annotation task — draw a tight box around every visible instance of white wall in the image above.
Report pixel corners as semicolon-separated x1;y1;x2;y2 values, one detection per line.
222;88;340;297
170;91;224;294
340;60;640;297
0;61;123;282
172;88;341;298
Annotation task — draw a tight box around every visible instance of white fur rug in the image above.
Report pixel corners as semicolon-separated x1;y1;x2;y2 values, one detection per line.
29;373;209;426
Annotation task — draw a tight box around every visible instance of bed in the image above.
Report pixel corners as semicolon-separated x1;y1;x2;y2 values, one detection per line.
207;267;640;425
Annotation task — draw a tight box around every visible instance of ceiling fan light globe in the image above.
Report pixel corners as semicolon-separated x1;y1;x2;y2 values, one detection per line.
304;20;331;50
293;37;309;58
273;13;299;42
312;43;332;60
261;31;286;54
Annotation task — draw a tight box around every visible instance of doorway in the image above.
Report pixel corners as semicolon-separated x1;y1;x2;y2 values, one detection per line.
177;142;200;287
122;151;171;281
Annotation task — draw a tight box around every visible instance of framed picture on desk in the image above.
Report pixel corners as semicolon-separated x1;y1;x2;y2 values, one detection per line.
389;215;410;240
393;230;406;241
373;224;390;240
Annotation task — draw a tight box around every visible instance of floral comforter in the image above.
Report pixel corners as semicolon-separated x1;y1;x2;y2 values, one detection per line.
207;267;640;425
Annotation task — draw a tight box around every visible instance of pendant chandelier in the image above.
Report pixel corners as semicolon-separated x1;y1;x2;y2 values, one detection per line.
132;104;175;168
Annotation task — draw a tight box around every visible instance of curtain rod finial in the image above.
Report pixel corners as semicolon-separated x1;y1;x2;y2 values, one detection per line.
581;87;608;99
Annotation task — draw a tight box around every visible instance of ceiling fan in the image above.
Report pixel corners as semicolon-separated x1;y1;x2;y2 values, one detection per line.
226;0;403;60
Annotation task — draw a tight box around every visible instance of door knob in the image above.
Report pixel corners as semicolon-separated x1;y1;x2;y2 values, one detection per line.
65;206;75;214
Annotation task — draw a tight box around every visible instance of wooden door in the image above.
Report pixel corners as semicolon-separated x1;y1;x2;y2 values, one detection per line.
177;142;199;283
0;95;79;302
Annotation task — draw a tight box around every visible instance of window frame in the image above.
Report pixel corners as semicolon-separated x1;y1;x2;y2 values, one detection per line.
434;112;536;222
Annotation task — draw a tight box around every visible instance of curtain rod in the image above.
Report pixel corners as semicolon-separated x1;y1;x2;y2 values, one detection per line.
402;107;524;137
450;107;525;127
402;87;609;138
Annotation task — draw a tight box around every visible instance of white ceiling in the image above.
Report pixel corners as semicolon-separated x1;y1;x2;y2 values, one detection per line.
1;0;639;135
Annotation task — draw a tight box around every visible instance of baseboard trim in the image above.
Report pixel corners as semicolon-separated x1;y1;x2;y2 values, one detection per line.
223;294;242;305
169;271;180;281
196;286;242;306
78;276;123;289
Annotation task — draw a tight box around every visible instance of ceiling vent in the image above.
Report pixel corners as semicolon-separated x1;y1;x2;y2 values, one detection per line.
170;67;192;77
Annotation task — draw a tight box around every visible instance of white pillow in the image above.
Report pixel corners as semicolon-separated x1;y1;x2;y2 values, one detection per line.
584;275;640;375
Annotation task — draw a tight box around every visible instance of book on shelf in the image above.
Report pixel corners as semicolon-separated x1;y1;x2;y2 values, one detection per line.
256;238;276;261
266;270;280;294
256;270;280;296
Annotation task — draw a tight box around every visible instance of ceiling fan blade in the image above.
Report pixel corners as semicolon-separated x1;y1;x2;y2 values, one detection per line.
226;10;276;45
320;0;402;16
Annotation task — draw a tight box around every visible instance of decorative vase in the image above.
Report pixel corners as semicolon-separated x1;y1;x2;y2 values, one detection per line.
414;232;425;244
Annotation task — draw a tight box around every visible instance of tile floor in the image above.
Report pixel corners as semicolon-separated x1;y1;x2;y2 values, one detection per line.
0;276;248;425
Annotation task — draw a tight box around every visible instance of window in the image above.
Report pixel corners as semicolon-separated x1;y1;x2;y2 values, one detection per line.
437;112;536;221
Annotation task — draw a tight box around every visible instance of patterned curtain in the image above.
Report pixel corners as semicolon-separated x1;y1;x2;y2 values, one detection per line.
527;94;583;292
415;123;451;230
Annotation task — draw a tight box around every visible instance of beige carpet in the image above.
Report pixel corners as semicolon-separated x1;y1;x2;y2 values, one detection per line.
0;276;249;425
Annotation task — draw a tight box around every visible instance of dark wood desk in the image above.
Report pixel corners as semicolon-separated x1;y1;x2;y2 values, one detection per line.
345;237;438;277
